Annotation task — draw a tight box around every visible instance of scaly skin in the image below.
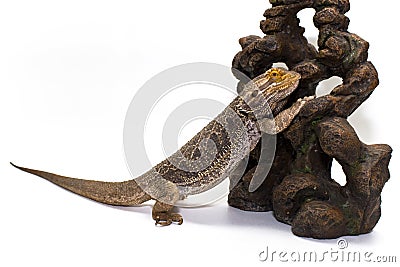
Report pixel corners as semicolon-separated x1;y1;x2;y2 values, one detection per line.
11;68;310;226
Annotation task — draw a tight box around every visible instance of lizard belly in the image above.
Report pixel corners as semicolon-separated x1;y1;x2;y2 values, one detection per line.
153;104;261;196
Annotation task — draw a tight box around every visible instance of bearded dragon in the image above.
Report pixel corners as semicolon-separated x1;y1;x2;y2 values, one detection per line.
11;68;311;226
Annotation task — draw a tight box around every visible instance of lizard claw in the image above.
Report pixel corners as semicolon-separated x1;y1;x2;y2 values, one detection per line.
297;95;315;103
304;95;316;100
154;212;183;226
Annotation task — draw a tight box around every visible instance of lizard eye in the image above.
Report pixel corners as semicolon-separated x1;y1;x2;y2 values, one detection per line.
270;71;279;77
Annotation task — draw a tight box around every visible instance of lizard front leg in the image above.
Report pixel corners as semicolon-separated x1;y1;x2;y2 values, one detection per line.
152;201;183;226
259;96;315;134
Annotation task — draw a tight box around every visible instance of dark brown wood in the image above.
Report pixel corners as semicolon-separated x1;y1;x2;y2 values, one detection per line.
228;0;392;239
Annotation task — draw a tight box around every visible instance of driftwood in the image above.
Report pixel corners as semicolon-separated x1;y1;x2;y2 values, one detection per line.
228;0;392;239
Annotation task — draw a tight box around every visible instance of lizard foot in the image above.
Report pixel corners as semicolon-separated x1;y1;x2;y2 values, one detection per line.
260;95;315;134
152;201;183;226
154;212;183;226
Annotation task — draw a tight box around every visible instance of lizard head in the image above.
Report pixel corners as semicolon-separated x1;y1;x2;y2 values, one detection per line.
239;67;301;118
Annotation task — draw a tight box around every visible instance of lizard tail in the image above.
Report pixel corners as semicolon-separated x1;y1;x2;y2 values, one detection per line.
10;162;152;206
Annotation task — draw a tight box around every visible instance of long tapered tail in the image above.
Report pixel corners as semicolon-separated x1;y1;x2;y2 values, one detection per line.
10;162;152;206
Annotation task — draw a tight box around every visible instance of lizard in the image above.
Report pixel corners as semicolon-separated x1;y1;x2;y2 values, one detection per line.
11;67;312;226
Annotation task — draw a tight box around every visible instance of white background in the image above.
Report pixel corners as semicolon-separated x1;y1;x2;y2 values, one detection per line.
1;0;399;266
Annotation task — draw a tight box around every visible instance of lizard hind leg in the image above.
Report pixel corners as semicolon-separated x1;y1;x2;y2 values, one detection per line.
152;201;183;226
